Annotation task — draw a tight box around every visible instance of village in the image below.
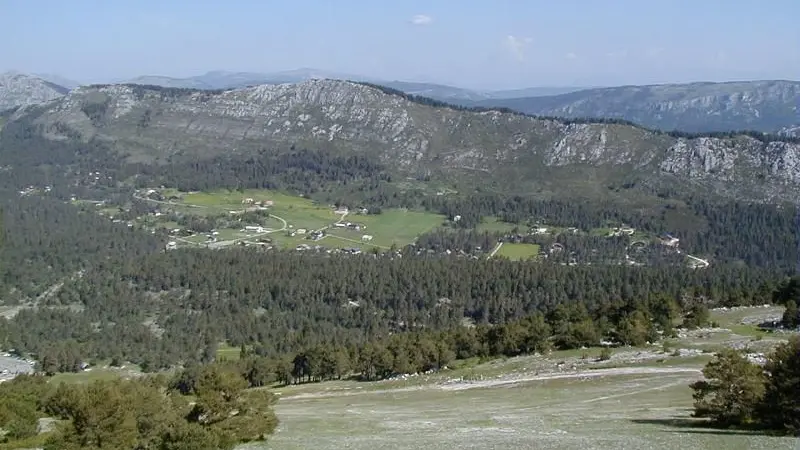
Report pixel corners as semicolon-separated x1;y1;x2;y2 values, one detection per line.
36;185;709;268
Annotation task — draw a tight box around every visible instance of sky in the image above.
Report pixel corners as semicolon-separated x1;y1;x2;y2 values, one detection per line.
2;0;799;90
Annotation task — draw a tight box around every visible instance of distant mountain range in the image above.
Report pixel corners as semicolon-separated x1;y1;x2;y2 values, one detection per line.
470;81;800;133
116;71;800;133
122;69;586;102
6;79;799;205
2;68;798;134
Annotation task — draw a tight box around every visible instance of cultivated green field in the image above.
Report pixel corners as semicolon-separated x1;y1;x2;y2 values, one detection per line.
496;243;541;260
163;189;446;250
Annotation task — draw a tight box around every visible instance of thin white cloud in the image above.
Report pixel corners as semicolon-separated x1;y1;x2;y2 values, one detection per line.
565;52;578;60
410;14;433;26
505;35;532;62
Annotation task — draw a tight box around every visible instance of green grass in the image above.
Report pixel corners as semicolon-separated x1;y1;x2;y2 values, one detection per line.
476;217;521;234
253;366;795;450
217;344;243;361
496;243;541;261
172;189;445;250
0;432;53;450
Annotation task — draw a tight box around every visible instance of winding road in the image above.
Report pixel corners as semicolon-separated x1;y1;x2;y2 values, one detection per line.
133;191;288;247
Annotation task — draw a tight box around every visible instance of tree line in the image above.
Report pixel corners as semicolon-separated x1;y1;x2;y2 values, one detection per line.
225;292;698;386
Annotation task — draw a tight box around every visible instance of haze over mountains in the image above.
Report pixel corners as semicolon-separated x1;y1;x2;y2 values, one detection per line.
5;78;800;205
122;69;587;102
2;69;797;135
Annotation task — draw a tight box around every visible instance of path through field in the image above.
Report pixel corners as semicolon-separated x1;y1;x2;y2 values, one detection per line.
243;364;797;450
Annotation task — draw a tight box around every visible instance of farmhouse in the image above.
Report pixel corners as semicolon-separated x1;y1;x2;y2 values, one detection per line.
660;233;680;247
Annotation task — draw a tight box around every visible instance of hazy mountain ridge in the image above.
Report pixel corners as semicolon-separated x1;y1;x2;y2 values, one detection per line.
121;69;584;101
125;68;378;90
472;80;800;133
9;79;800;201
0;72;69;111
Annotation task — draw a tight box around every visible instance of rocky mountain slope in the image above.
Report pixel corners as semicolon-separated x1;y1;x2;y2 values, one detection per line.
0;72;69;111
472;80;800;133
780;125;799;138
7;79;800;202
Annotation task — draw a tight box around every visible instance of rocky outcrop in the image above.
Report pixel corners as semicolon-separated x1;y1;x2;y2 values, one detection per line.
0;72;69;111
473;80;800;133
10;79;800;201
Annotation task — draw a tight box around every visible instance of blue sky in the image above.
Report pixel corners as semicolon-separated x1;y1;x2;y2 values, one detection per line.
3;0;798;89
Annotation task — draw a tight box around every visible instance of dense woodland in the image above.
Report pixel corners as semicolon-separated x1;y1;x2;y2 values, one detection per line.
0;110;798;374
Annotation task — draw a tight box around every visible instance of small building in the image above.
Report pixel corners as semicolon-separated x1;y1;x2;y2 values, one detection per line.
242;198;255;205
660;233;680;247
296;228;307;235
166;241;177;251
361;234;373;242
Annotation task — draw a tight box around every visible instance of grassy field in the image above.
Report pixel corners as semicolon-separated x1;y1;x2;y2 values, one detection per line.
172;189;445;250
250;365;795;450
476;217;521;233
496;243;541;261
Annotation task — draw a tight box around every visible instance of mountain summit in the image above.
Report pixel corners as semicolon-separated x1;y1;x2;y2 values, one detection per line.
0;72;69;111
7;79;800;202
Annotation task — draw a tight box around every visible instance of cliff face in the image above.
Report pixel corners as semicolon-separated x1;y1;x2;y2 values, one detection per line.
473;80;800;134
9;79;800;201
0;72;69;111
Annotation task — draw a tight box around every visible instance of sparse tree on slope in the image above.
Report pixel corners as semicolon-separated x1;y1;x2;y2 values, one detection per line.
690;349;765;426
760;336;800;434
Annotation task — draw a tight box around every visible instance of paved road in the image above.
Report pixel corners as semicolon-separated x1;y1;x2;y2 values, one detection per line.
488;242;504;258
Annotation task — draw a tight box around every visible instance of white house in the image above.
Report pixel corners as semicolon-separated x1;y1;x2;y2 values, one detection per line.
361;234;373;242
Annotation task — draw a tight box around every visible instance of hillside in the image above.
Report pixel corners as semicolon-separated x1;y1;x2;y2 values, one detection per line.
0;72;69;111
472;80;800;133
6;79;800;202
